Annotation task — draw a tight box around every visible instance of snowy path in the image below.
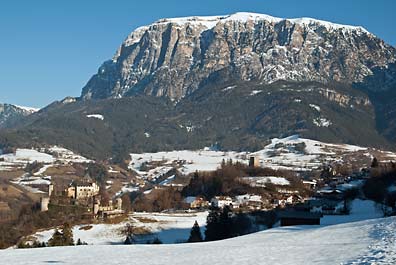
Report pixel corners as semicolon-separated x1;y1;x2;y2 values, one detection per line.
2;217;395;265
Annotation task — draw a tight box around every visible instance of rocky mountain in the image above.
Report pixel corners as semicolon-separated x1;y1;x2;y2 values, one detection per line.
0;104;38;129
1;13;396;160
0;80;389;160
82;12;395;101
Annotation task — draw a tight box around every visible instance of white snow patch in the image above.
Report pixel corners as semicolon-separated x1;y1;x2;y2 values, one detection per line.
222;85;236;92
13;105;40;113
0;149;54;164
243;176;290;187
309;104;321;112
313;117;332;127
250;90;262;96
86;114;104;121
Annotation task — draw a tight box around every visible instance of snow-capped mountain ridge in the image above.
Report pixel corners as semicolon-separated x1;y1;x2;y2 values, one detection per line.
151;12;368;33
121;12;369;50
12;105;39;114
83;11;395;101
0;103;39;128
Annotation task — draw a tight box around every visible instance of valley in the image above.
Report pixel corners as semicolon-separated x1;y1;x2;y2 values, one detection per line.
1;7;396;264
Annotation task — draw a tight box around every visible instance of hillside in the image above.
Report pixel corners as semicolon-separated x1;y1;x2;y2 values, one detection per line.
0;80;392;160
0;104;38;129
2;216;395;265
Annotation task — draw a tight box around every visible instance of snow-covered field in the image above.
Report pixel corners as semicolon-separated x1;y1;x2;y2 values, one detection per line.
243;176;290;187
2;216;395;265
29;211;208;245
1;149;54;164
128;135;391;180
0;147;92;193
0;147;91;171
129;150;243;176
320;199;383;226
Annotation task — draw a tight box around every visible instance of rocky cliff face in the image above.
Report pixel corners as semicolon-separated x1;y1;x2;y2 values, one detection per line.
0;104;38;128
82;12;396;101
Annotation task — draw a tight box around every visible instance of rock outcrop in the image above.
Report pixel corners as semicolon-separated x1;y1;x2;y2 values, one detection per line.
82;12;396;101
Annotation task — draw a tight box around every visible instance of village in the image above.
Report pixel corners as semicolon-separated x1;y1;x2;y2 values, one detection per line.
1;139;396;248
34;154;388;229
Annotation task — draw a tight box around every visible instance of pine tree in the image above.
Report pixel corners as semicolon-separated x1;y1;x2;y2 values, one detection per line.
48;223;74;247
124;235;134;245
204;208;221;241
61;222;74;246
76;238;82;245
371;157;379;168
187;220;203;243
48;229;64;246
205;206;234;241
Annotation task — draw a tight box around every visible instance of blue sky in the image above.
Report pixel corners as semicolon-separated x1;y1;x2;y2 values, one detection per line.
1;0;395;108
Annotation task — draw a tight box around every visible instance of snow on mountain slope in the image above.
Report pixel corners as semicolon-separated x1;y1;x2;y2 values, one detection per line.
82;10;396;102
129;135;394;178
130;12;368;44
2;217;395;265
86;114;104;120
0;149;55;164
12;105;40;114
0;147;91;170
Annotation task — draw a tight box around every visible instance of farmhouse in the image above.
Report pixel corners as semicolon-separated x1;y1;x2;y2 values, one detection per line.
211;196;233;208
235;194;263;210
190;196;209;209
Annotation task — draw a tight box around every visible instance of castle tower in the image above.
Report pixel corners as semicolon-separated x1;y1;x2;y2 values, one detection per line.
93;200;100;215
40;197;50;212
48;183;54;197
116;198;122;210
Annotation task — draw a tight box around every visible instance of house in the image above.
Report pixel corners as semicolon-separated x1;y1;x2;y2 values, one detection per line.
249;156;260;167
273;194;303;207
67;178;100;200
316;189;344;200
185;196;209;209
211;196;233;208
235;194;263;210
302;180;317;189
278;211;321;226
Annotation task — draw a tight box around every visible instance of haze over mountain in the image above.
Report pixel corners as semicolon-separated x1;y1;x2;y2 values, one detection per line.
1;12;395;159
